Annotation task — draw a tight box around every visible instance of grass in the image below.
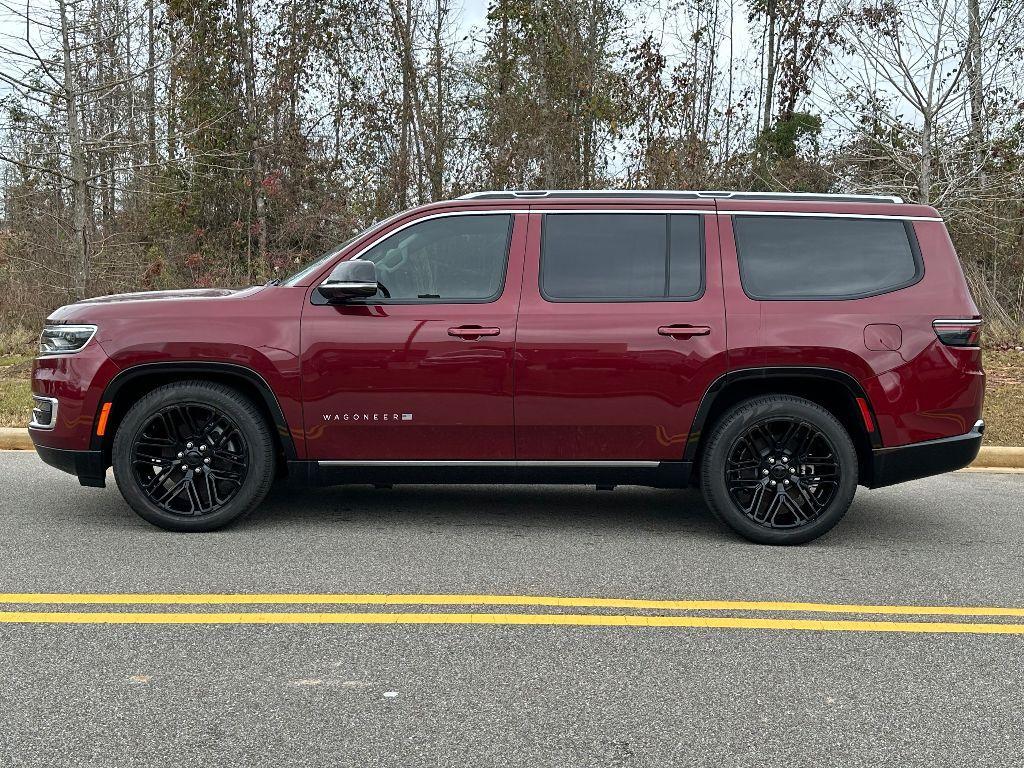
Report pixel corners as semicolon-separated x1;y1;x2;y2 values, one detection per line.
0;327;36;429
0;372;31;428
1;338;1022;447
982;349;1024;447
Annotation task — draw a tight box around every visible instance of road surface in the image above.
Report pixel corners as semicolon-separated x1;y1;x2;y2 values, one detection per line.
0;451;1021;766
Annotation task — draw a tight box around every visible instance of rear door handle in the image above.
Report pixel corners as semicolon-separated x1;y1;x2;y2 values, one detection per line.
448;326;501;338
658;324;711;339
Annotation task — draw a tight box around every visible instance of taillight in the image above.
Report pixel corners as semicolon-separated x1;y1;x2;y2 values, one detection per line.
932;319;983;347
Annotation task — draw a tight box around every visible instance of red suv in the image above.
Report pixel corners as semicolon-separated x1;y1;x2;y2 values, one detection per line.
28;191;984;543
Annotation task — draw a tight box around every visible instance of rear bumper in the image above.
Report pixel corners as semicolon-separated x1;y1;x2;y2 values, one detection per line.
868;420;984;489
33;443;107;488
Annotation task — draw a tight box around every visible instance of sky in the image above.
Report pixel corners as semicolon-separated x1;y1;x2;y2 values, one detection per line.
462;0;489;29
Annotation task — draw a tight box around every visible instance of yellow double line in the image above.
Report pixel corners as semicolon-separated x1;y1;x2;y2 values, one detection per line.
0;593;1023;634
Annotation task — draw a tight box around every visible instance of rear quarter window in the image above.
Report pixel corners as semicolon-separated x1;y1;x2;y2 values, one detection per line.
733;215;922;300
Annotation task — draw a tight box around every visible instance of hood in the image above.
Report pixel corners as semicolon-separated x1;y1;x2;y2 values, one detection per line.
78;288;240;304
45;285;266;324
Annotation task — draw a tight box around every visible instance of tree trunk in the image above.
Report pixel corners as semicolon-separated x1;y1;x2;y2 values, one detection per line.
428;0;446;198
147;0;157;167
762;0;777;134
724;0;735;161
167;11;178;160
390;0;428;204
581;5;600;186
235;0;265;274
967;0;984;175
920;111;932;205
57;0;90;301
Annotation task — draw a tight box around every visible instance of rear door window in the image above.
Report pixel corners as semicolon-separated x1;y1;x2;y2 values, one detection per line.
541;213;704;301
732;215;922;300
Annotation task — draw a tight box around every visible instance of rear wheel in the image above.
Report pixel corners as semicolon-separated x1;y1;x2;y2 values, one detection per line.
700;395;858;545
112;381;275;531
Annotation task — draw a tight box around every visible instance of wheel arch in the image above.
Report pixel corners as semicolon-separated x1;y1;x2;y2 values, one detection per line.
90;362;297;469
685;367;881;486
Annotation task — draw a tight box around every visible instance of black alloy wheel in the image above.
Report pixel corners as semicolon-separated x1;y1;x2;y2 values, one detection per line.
700;394;858;545
724;417;840;528
129;402;249;516
112;381;276;531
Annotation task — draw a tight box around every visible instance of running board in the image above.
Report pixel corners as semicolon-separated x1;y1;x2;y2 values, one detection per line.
317;460;659;468
286;460;693;489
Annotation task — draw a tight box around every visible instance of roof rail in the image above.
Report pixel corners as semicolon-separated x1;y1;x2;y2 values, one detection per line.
456;190;905;204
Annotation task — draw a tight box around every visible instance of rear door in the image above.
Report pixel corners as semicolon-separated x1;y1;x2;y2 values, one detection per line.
513;205;728;462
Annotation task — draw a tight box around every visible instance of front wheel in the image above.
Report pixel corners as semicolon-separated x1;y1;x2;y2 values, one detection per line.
112;381;276;531
700;395;858;545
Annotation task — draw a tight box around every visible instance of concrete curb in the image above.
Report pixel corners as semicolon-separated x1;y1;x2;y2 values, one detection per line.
974;446;1024;469
0;428;30;450
2;426;1024;470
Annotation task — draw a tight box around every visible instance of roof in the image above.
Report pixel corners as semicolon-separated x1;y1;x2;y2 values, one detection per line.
457;190;904;204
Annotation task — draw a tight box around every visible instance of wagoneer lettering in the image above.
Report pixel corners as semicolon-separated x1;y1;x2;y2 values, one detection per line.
28;190;985;544
322;413;413;422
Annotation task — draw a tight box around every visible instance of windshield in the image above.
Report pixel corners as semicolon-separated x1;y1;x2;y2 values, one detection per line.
282;207;416;286
282;235;360;286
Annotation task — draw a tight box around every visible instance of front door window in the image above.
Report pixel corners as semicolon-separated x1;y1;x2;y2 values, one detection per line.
358;214;512;302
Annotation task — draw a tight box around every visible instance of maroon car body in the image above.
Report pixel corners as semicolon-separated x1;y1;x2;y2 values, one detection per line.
28;191;984;541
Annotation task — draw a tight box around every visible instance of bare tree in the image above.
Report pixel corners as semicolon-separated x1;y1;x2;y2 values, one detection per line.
0;0;177;299
836;0;1024;205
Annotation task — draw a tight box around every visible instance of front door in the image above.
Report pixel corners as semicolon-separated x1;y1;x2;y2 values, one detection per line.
300;211;527;461
514;207;728;461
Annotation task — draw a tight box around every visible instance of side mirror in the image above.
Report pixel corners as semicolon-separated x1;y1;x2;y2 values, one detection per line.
318;260;378;302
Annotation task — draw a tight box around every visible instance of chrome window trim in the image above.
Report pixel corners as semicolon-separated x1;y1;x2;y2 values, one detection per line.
345;209;529;263
310;207;939;291
29;395;58;430
531;208;708;215
336;209;935;268
717;210;941;222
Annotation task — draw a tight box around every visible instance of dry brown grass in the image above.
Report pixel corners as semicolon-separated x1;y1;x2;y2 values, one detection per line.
983;348;1024;447
0;328;37;428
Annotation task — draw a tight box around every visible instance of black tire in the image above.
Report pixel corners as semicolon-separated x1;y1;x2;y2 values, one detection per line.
112;381;275;532
700;395;858;545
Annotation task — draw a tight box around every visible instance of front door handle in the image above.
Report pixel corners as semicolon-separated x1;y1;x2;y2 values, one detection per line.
448;325;501;339
658;324;711;339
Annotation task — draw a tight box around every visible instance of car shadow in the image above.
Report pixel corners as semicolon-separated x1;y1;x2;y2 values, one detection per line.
250;482;722;537
56;463;968;548
243;479;967;549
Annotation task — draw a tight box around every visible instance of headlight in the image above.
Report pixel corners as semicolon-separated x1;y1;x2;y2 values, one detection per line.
39;324;97;355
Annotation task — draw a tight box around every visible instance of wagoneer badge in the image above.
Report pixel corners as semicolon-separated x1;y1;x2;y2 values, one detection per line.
323;413;413;422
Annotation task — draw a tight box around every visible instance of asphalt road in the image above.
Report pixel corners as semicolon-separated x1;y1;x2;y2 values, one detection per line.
0;451;1023;767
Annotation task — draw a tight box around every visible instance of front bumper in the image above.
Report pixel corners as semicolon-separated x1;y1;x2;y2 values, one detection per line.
868;420;984;489
33;443;107;487
30;340;121;452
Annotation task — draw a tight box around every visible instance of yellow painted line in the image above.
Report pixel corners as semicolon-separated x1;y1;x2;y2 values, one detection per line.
0;593;1023;618
0;610;1023;634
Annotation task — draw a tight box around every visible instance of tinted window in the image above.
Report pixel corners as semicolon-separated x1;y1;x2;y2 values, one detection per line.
359;214;511;301
541;213;703;300
669;215;702;297
733;216;920;299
